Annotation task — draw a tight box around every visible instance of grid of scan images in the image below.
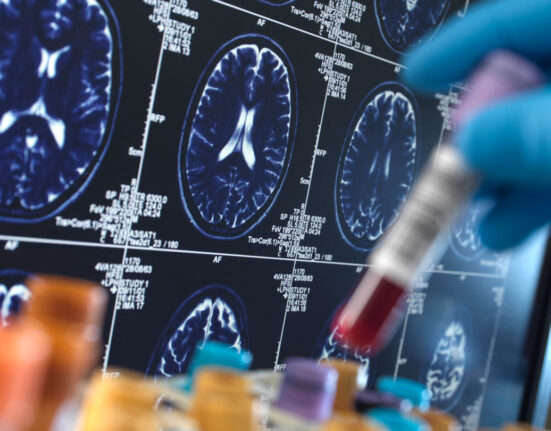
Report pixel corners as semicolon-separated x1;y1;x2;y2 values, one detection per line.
0;0;546;429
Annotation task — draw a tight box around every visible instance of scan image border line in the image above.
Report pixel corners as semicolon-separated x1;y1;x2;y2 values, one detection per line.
102;6;173;372
0;234;509;279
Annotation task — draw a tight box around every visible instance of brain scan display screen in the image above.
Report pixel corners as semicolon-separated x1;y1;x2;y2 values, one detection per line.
0;1;548;430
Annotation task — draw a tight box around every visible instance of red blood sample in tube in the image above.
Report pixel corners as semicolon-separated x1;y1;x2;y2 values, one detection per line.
333;271;406;353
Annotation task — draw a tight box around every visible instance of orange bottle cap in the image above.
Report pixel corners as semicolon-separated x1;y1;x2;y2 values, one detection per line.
323;359;364;412
412;409;460;431
0;321;51;431
27;275;107;329
25;275;108;431
324;412;384;431
192;369;257;431
501;423;545;431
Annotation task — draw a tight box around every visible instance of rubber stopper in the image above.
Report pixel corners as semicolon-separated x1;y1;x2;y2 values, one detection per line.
376;377;430;411
274;358;338;422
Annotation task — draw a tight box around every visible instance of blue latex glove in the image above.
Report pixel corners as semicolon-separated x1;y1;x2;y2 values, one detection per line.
402;0;551;249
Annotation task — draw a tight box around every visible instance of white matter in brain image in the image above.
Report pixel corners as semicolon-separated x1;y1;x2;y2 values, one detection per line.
426;321;467;404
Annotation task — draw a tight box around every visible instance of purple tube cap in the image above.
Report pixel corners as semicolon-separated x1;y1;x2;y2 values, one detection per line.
274;358;338;422
454;50;545;128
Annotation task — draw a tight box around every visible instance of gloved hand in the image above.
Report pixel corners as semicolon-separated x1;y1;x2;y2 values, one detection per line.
402;0;551;249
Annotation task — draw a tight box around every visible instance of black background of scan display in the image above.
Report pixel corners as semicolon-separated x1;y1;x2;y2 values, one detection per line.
0;0;548;428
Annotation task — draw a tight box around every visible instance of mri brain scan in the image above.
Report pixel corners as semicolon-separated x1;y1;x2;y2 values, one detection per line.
0;0;120;222
375;0;451;52
314;306;373;388
424;308;471;410
179;35;296;239
336;82;418;251
449;202;488;261
0;270;31;325
148;285;249;378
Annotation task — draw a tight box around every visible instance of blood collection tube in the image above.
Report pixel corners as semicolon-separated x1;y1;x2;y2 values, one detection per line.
323;412;384;431
191;368;258;431
0;321;51;431
333;50;546;353
322;359;365;413
269;358;338;430
354;391;412;414
24;275;108;431
78;369;198;431
411;409;460;431
368;408;429;431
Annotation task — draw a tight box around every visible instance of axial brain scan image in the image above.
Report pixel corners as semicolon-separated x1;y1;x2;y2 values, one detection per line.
336;82;418;251
424;309;471;410
148;285;249;378
179;35;296;239
375;0;451;52
0;270;31;325
0;0;119;221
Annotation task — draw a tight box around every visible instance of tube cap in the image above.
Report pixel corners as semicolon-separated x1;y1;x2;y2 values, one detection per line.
27;275;107;328
453;50;546;128
324;412;385;431
274;358;338;422
0;321;51;431
184;341;252;391
192;369;257;431
355;390;413;413
501;423;543;431
188;341;252;375
376;377;430;411
368;409;429;431
323;359;364;413
412;409;460;431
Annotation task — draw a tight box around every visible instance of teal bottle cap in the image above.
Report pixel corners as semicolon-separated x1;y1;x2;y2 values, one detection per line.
376;377;430;411
368;408;429;431
186;341;253;390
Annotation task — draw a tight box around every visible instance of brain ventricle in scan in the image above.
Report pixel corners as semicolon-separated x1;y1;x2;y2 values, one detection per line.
148;285;249;378
336;82;418;251
179;35;296;239
0;0;119;222
0;270;31;326
376;0;451;52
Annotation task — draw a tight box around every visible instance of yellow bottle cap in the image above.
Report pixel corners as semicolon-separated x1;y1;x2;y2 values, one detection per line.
501;423;545;431
324;412;384;431
192;368;258;431
323;359;363;412
411;409;460;431
79;370;179;431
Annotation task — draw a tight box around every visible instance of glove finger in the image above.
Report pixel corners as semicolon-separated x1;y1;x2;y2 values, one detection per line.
457;88;551;185
478;188;551;250
402;0;551;92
